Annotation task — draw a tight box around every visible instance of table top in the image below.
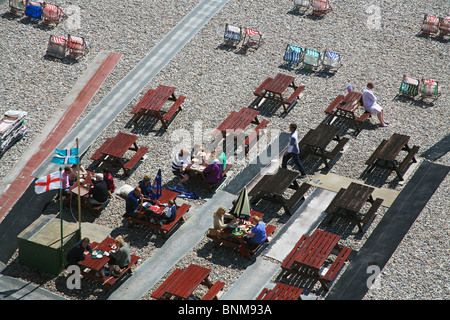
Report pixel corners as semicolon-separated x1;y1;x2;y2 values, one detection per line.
69;171;93;197
100;132;138;158
299;123;341;149
142;85;176;111
331;182;374;213
375;133;410;162
292;229;340;271
249;168;299;197
336;91;362;112
164;264;211;299
213;107;260;136
78;237;115;272
264;73;295;94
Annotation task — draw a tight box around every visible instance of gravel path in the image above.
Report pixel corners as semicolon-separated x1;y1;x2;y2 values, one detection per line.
0;0;448;300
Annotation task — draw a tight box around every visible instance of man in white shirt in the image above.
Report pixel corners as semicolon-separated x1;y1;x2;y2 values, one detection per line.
281;123;307;176
172;149;190;185
362;82;389;127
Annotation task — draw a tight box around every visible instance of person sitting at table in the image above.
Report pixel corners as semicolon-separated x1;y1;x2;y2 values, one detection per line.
362;82;389;127
213;206;237;231
125;187;144;218
66;237;92;267
202;161;222;185
191;143;206;161
159;199;177;225
108;235;131;276
243;216;267;245
172;148;190;185
215;146;227;172
102;167;115;196
87;173;109;207
56;166;72;200
281;123;307;176
138;174;158;203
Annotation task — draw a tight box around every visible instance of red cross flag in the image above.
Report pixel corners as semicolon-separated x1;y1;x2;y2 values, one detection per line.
35;171;61;194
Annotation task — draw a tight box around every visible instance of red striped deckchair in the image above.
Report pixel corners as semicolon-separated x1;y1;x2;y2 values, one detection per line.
421;14;440;35
243;27;263;49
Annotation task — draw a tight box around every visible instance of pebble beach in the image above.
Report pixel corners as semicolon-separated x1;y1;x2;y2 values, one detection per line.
0;0;449;300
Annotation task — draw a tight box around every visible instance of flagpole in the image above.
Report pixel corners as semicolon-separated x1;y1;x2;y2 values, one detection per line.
76;138;82;233
59;167;64;270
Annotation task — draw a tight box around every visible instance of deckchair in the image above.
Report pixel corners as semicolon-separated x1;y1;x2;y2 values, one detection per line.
398;75;419;98
303;48;322;70
420;14;440;36
322;49;341;73
9;0;26;14
243;27;263;49
283;44;304;67
0;110;28;156
224;23;243;46
41;2;66;25
293;0;310;12
46;35;68;59
24;0;43;20
419;78;441;101
439;16;450;37
311;0;332;16
67;34;87;58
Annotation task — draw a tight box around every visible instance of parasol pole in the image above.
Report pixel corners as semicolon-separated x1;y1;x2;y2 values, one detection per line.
76;138;82;233
59;167;64;269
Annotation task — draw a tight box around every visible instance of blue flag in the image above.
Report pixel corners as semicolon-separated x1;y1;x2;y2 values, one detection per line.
51;147;80;165
152;169;162;200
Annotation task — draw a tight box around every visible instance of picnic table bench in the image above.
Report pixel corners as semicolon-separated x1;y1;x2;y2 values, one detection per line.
91;132;148;175
254;73;305;114
281;229;352;291
325;182;384;233
131;85;186;130
325;91;369;132
365;133;419;181
256;283;303;300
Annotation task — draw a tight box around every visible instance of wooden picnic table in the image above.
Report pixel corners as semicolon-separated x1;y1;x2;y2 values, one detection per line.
325;91;369;132
325;182;384;233
249;168;300;215
152;264;225;300
281;229;352;291
298;123;349;169
131;85;186;130
365;133;419;181
256;283;303;300
254;73;305;113
91;132;148;175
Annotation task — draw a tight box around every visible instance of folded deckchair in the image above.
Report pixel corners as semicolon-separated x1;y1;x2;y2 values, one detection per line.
9;0;26;14
46;35;68;59
42;2;66;25
399;75;419;98
293;0;310;11
421;14;440;35
283;44;304;67
420;79;441;101
67;34;87;58
322;49;341;73
224;23;243;45
303;48;322;70
0;110;28;156
439;16;450;37
311;0;332;16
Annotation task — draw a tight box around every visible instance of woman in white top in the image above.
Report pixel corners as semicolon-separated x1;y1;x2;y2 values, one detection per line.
362;82;389;127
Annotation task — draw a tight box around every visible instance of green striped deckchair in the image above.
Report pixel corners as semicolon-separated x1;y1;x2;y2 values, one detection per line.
399;75;419;97
303;48;322;70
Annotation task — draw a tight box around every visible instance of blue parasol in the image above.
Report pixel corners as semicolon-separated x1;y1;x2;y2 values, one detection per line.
151;169;162;200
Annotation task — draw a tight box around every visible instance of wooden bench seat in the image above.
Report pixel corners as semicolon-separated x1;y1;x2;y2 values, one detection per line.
124;203;191;239
285;183;312;212
124;146;148;172
151;268;183;299
365;139;388;167
242;224;276;260
91;138;113;161
254;78;272;96
285;86;306;105
326;137;349;160
244;119;269;154
131;89;155;114
103;254;140;291
396;145;420;175
256;283;303;300
357;111;372;123
322;246;352;288
201;281;225;300
325;95;344;115
281;236;307;271
361;197;383;226
162;95;186;121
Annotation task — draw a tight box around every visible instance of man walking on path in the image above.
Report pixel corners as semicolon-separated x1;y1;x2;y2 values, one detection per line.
281;123;307;176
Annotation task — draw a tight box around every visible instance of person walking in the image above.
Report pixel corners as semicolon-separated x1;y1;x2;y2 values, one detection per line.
281;123;307;176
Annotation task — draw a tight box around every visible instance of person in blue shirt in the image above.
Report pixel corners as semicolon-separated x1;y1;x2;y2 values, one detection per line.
281;123;307;176
244;216;267;246
125;187;143;218
159;199;177;225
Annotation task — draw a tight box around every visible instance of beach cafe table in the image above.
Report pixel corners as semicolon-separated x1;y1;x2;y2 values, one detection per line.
78;236;115;284
281;229;352;291
253;73;305;113
90;131;148;175
325;91;367;132
249;168;300;215
324;182;384;233
131;85;186;130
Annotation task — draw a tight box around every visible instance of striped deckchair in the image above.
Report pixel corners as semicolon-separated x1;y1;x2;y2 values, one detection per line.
303;48;322;70
283;44;304;66
439;16;450;37
399;75;419;98
224;24;243;45
421;14;440;35
67;34;87;58
293;0;310;11
243;27;263;48
311;0;332;16
322;49;341;73
420;79;440;101
9;0;26;14
46;35;68;59
42;2;66;25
